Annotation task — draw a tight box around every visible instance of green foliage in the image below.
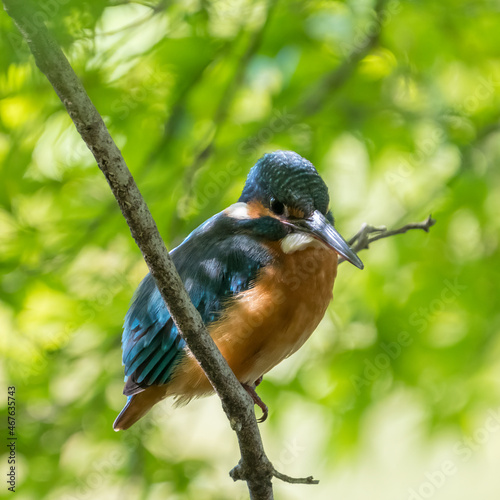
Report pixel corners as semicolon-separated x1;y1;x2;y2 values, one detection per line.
1;0;500;498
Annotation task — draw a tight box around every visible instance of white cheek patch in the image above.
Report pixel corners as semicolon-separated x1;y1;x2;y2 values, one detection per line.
225;202;250;219
280;232;328;254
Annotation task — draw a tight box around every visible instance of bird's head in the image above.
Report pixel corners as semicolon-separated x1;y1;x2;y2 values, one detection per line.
227;150;363;269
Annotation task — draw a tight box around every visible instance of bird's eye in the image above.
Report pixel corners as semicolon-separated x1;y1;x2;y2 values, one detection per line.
270;198;286;216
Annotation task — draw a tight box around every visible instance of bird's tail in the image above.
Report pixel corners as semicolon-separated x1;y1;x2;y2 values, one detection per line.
113;388;165;431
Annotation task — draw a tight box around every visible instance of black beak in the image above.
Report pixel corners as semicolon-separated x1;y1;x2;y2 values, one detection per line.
287;210;364;269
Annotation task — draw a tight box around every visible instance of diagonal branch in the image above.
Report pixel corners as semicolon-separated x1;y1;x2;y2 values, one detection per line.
1;1;288;498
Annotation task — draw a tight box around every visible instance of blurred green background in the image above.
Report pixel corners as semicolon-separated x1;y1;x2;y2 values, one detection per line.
1;0;500;498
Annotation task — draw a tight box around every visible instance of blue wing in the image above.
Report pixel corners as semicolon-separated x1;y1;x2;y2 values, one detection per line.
121;212;273;396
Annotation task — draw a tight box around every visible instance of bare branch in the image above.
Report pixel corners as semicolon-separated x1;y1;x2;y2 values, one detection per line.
339;216;436;264
1;1;284;498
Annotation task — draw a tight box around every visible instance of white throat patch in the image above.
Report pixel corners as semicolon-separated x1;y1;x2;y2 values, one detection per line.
280;232;327;254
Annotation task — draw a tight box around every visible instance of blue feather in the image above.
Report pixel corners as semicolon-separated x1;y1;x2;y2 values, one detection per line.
120;211;274;396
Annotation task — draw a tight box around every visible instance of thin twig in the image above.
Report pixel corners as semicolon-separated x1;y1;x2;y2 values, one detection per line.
271;469;320;485
339;216;436;264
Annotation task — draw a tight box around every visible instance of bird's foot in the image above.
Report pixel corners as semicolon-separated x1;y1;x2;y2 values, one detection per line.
242;382;268;423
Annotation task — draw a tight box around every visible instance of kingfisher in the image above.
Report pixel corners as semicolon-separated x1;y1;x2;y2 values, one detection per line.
113;150;363;431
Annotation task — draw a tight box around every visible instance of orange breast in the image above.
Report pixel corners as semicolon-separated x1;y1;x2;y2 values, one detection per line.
167;244;338;403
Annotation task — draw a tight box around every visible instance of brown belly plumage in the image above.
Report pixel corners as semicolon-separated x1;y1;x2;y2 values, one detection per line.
166;244;338;402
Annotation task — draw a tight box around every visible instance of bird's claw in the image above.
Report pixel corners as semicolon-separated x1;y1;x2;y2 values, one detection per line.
242;380;268;423
255;399;268;423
